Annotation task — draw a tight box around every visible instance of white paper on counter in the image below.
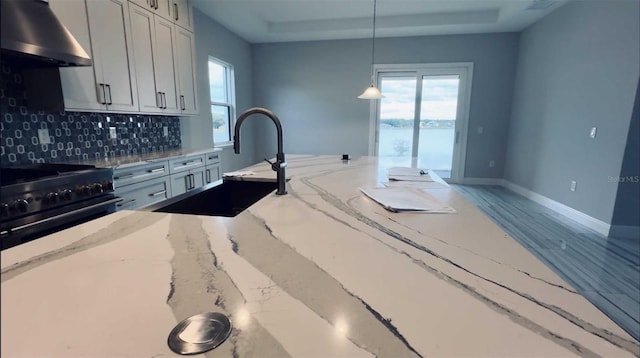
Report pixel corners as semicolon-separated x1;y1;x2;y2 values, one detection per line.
359;186;456;213
384;180;450;189
223;171;256;177
387;167;434;182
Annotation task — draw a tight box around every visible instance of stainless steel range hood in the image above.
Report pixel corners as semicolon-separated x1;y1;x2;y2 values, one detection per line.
1;0;91;67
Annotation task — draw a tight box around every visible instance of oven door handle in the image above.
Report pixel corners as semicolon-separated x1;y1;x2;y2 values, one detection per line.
3;198;122;235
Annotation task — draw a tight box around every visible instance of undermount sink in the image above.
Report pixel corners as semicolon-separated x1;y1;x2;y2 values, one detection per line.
151;179;278;217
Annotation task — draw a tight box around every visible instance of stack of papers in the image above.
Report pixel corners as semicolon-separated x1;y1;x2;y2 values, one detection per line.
359;186;456;213
222;171;255;178
388;167;434;182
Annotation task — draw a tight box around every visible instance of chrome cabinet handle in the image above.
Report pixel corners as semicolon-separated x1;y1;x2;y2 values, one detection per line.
205;169;211;183
156;91;162;108
148;167;165;173
174;3;178;20
97;83;107;104
149;190;167;197
105;84;113;105
162;92;167;109
180;95;185;110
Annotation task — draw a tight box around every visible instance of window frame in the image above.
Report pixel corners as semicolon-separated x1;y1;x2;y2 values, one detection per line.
208;56;236;147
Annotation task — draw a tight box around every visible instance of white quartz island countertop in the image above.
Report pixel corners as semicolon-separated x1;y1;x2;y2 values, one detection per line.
2;155;638;357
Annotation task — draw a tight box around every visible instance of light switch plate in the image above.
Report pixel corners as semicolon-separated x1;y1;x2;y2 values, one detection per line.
590;127;597;139
570;180;577;192
38;129;51;144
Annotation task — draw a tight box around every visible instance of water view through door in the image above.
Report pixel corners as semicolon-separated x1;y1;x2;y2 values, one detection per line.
373;64;472;182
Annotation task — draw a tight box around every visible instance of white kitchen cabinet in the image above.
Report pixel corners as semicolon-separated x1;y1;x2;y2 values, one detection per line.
116;175;172;210
113;160;172;210
174;27;198;115
170;166;204;196
204;151;221;184
51;0;138;112
129;0;171;21
168;153;206;196
128;4;180;114
170;0;193;31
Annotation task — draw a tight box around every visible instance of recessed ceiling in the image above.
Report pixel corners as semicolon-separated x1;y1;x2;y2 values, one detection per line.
192;0;569;44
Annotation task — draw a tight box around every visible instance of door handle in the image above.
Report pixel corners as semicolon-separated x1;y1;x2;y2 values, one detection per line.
149;190;167;197
97;83;106;104
105;84;113;105
174;3;179;20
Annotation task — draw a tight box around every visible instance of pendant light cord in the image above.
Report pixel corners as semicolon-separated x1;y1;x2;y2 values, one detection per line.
370;0;377;83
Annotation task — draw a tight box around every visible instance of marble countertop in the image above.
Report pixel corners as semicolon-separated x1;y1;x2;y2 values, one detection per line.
2;155;638;357
67;147;222;169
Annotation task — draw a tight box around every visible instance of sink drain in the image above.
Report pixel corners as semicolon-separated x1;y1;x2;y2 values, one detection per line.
168;312;232;355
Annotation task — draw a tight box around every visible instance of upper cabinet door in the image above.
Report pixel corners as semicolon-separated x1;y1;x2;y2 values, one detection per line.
86;0;138;112
154;16;180;114
130;0;171;20
174;27;198;115
171;0;193;31
49;0;104;111
129;4;163;113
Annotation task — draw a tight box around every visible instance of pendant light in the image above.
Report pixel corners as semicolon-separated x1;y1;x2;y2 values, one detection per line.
358;0;384;99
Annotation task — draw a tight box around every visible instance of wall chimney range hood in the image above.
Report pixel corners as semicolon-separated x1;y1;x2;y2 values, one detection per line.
1;0;91;67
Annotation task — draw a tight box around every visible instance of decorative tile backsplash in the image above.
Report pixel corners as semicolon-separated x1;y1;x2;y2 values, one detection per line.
0;60;181;167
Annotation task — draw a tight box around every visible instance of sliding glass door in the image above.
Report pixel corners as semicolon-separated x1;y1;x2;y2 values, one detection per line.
371;63;473;182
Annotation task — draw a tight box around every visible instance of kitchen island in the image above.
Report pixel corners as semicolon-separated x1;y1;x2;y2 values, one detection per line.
2;155;638;357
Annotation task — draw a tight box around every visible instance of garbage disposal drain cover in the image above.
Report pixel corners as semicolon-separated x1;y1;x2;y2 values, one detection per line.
168;312;232;355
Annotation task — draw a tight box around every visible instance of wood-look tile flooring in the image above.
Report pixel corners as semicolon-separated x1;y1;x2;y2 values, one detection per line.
453;185;640;342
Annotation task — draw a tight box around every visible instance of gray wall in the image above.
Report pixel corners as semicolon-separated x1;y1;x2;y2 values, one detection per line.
504;0;640;224
252;33;519;178
181;9;259;172
611;79;639;229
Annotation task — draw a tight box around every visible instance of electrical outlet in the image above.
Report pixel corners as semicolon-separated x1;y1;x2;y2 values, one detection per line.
109;127;117;139
38;129;51;144
163;127;169;137
590;127;597;139
477;126;484;134
489;160;495;168
570;180;577;191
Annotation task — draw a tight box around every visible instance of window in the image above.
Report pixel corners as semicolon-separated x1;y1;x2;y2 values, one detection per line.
208;57;235;145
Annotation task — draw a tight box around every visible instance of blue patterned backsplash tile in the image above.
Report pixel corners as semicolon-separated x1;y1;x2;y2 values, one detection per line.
0;60;181;167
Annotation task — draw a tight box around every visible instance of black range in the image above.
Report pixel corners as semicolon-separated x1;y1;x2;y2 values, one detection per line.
1;163;119;250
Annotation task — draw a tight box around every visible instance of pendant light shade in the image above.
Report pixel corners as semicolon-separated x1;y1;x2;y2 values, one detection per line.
358;84;384;99
358;0;384;99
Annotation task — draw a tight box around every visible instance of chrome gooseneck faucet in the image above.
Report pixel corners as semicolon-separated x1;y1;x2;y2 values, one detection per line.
234;107;287;195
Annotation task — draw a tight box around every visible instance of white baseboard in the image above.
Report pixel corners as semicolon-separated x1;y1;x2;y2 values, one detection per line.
502;180;611;236
609;225;640;239
461;177;505;185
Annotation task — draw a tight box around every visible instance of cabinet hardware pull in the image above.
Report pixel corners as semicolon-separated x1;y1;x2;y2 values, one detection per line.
117;198;137;207
174;3;178;20
149;190;167;197
156;91;162;108
162;92;167;109
156;0;159;10
180;95;185;110
182;160;198;166
106;84;113;105
149;0;155;9
184;175;190;190
148;167;165;173
98;83;107;104
205;169;210;183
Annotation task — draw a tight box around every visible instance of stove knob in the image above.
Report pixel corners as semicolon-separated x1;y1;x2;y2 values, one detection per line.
103;181;114;191
81;185;92;196
14;199;29;212
60;189;73;201
46;192;59;204
1;203;9;216
91;183;104;194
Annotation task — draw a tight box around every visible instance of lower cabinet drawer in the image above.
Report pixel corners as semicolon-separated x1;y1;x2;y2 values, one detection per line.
115;176;172;211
